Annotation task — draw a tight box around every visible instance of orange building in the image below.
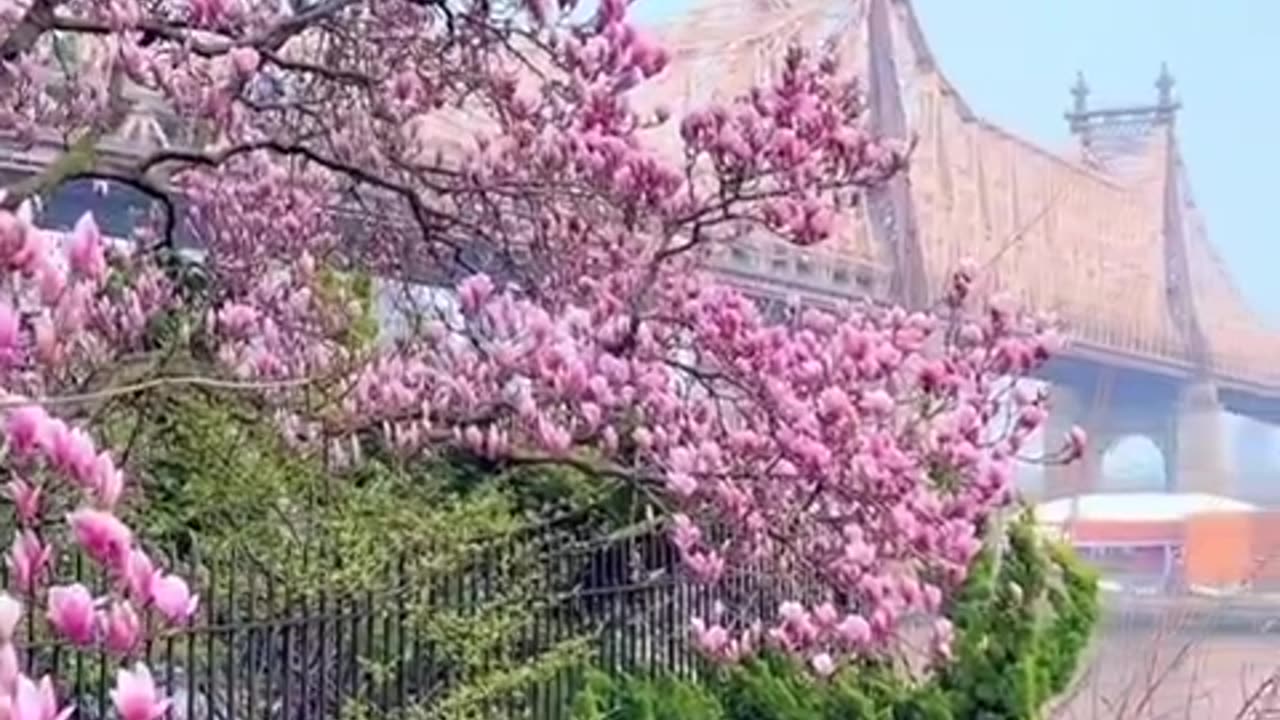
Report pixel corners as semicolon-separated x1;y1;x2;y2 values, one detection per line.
1034;493;1280;592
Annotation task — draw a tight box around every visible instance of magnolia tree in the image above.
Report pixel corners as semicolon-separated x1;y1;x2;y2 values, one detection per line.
0;0;1081;700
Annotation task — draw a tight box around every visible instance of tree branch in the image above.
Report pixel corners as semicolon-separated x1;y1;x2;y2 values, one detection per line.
0;372;321;410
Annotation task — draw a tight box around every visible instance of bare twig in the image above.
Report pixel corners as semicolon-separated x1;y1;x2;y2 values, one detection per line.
0;373;320;410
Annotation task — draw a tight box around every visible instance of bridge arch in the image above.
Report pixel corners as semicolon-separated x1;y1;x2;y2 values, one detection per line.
1099;434;1169;493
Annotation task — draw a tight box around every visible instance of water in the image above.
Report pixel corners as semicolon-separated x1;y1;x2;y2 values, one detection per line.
1057;604;1280;719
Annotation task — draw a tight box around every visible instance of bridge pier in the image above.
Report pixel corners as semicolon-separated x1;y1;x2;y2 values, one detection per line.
1041;380;1174;499
1040;375;1232;499
1173;380;1233;496
1043;383;1094;500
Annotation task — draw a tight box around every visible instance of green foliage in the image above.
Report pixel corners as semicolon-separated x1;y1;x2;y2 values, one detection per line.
936;513;1100;719
314;266;380;351
98;388;602;720
718;653;826;720
102;389;523;575
568;512;1099;720
568;656;951;720
418;639;594;720
571;670;724;720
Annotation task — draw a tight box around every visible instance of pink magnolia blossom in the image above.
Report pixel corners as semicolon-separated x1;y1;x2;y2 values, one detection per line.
5;406;48;458
48;424;97;488
0;303;19;353
9;531;50;592
99;601;141;655
90;454;125;509
149;573;198;624
68;213;108;281
8;229;45;277
111;664;171;720
10;675;72;720
30;317;58;365
0;645;18;695
215;302;259;339
229;47;260;80
5;478;40;526
690;617;749;664
665;472;697;498
835;614;871;647
47;584;96;646
457;274;495;315
125;550;155;604
0;594;21;642
68;509;132;570
36;264;66;306
810;652;836;678
187;0;235;27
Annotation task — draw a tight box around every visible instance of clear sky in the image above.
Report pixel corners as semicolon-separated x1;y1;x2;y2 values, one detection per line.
632;0;1280;323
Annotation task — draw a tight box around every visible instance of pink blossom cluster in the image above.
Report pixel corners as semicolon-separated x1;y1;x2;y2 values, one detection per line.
678;47;903;245
338;262;1067;673
0;201;194;715
150;157;368;409
0;594;171;720
0;398;195;717
0;203;173;397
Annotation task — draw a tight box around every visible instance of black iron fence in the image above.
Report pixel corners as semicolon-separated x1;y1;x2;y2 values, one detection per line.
10;526;809;720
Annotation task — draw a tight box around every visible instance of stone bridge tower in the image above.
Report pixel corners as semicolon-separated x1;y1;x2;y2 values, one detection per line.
1043;66;1232;499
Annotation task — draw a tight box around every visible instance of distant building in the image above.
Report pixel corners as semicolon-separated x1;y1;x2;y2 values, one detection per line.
1034;491;1280;594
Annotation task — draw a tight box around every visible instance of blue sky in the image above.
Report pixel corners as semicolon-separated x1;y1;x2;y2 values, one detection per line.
633;0;1280;323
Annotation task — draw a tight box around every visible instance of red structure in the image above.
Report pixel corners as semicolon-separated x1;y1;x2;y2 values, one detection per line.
1037;492;1280;592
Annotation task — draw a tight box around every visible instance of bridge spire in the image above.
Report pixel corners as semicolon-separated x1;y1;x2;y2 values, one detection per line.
1155;62;1179;124
1065;62;1181;172
1067;70;1091;147
1070;71;1090;118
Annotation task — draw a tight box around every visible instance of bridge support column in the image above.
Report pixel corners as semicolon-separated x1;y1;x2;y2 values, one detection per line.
1042;383;1099;500
1173;380;1232;496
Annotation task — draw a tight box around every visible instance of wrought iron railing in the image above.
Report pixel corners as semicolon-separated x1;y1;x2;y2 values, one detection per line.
7;526;813;720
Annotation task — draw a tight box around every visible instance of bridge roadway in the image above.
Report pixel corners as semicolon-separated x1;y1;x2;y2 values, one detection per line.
711;251;1280;427
1047;339;1280;427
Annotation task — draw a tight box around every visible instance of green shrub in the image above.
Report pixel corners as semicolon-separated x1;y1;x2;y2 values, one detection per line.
569;656;949;720
572;670;724;720
937;514;1099;719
